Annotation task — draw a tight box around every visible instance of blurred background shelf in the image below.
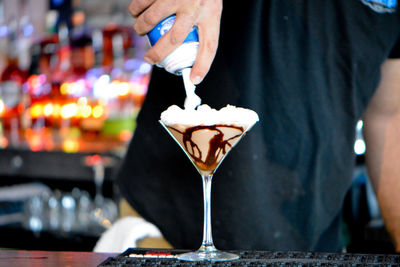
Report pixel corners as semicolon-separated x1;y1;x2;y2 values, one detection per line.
0;0;149;251
0;148;120;182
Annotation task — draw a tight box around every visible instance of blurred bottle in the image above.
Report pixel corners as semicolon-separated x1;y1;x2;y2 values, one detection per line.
69;10;94;80
17;8;37;133
17;0;35;72
101;25;134;72
17;16;33;72
100;29;136;139
0;20;27;145
112;33;124;72
91;28;104;70
52;23;71;84
0;1;7;74
57;11;96;136
25;24;58;131
101;25;116;72
38;35;58;83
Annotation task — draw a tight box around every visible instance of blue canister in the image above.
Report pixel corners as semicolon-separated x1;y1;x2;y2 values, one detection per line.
147;15;199;75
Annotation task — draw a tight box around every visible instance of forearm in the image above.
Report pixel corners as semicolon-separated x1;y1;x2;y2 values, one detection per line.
363;59;400;252
363;112;400;252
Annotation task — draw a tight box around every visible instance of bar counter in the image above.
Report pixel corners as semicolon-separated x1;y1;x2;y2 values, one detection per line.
0;250;116;267
1;248;400;266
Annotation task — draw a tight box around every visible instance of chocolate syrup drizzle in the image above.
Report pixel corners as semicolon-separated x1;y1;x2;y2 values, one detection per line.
167;125;244;173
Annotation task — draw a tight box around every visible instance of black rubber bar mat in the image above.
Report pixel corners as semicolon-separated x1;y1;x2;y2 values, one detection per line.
98;248;400;266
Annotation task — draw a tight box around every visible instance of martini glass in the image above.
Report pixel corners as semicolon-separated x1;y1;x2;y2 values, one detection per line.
160;119;257;262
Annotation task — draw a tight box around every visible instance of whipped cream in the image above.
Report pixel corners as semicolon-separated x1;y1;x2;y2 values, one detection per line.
181;68;201;110
160;104;259;130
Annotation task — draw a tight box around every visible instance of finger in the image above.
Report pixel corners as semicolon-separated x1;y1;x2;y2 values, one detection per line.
190;13;221;84
133;0;177;36
129;0;156;18
144;14;195;64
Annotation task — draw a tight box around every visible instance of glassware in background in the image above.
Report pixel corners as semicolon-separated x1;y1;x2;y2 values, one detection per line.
84;154;118;230
25;195;44;234
23;185;118;237
76;188;91;230
47;190;61;231
61;192;76;232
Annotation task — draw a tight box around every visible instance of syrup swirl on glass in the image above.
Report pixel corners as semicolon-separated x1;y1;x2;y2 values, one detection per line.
167;124;244;174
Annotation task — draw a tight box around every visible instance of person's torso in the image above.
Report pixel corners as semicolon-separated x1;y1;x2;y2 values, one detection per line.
117;0;400;251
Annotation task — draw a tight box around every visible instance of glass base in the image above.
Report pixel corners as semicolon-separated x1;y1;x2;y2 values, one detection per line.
177;249;239;262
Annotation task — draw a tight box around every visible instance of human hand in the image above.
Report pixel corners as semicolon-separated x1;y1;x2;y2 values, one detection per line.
129;0;223;84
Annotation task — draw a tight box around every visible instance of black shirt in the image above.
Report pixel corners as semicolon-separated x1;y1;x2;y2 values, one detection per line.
116;0;400;252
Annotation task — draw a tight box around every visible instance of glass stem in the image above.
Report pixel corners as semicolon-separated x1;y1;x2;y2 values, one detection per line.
200;174;217;252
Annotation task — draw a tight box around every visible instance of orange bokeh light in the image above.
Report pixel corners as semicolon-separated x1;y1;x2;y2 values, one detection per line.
119;129;132;142
62;138;80;153
30;104;44;118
